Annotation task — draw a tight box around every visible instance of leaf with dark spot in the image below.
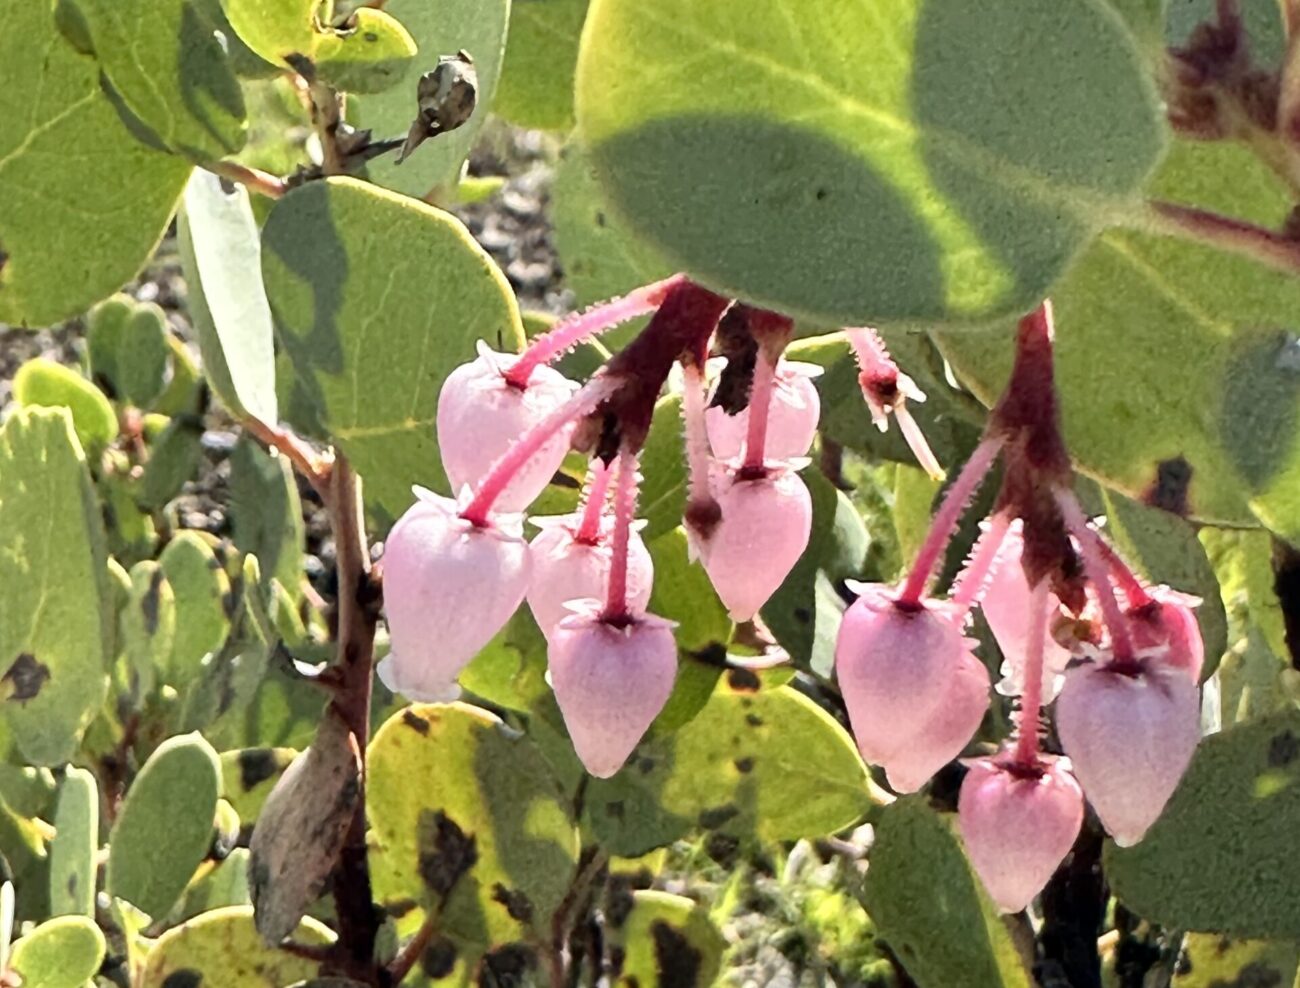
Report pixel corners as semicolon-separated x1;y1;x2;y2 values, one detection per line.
652;919;703;987
2;653;49;703
1268;731;1299;767
162;971;204;988
402;709;431;734
417;809;478;899
733;757;754;774
704;832;740;866
1143;456;1193;516
238;748;283;791
421;936;458;979
744;712;764;727
725;667;760;692
478;943;535;986
491;883;534;924
142;567;165;634
696;804;739;830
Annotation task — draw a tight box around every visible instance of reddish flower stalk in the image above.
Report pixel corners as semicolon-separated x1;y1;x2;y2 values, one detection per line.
504;274;686;389
741;348;777;472
845;327;944;480
1057;491;1135;662
459;375;621;527
896;437;1003;607
1012;580;1051;766
603;447;640;623
949;511;1013;614
574;458;614;545
1078;520;1152;608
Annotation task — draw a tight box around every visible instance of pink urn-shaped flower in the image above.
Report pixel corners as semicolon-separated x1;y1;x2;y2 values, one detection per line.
698;466;812;622
527;515;654;636
1055;656;1201;846
547;607;678;777
1127;587;1204;683
436;343;577;512
706;359;823;461
958;756;1084;912
378;492;530;701
834;587;974;769
882;648;990;793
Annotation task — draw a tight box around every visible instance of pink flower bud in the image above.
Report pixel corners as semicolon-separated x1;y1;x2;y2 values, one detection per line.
436;343;577;512
979;522;1073;701
835;587;973;767
698;466;812;621
548;607;678;778
527;515;654;637
1055;658;1201;846
883;648;990;793
958;756;1084;913
1127;587;1203;682
706;360;823;460
377;492;530;700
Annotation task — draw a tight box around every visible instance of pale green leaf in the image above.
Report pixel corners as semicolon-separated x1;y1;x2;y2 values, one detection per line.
12;358;118;449
353;0;509;198
69;0;247;159
219;0;319;66
0;409;110;765
496;0;588;131
107;732;222;919
120;560;176;703
261;177;524;520
1172;933;1299;988
8;915;106;988
48;767;98;918
314;7;418;94
228;436;304;598
575;0;1165;326
160;530;232;686
86;295;171;409
0;0;192;327
179;170;279;424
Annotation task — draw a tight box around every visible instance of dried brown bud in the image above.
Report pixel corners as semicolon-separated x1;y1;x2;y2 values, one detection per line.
397;50;478;164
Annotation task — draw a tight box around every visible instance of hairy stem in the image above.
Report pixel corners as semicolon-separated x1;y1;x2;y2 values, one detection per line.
504;275;686;388
1077;522;1152;608
742;349;776;471
309;80;347;176
950;512;1013;614
1057;491;1134;662
204;159;287;199
460;376;621;527
574;459;613;545
603;448;639;622
326;455;382;980
1138;200;1300;276
897;438;1003;607
1013;580;1051;766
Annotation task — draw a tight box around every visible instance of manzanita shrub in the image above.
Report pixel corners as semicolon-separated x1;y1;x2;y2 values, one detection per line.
6;0;1300;985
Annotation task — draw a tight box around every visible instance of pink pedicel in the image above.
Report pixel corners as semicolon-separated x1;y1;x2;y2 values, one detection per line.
547;606;679;778
698;465;813;622
706;359;823;461
958;756;1084;913
883;647;990;794
1127;586;1204;683
377;492;531;701
834;587;975;767
527;514;654;637
980;521;1074;701
1054;656;1201;846
435;343;577;512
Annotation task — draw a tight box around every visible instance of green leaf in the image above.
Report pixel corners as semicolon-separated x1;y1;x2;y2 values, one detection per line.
762;468;867;677
353;0;507;196
313;7;418;94
138;416;206;511
605;890;726;988
1107;0;1167;55
460;610;552;713
219;0;320;66
1171;934;1299;988
863;797;1033;988
178;170;279;424
120;561;176;702
261;177;524;521
495;0;588;131
48;767;99;918
220;747;297;822
86;295;172;409
646;528;730;653
584;682;872;857
940;139;1300;537
8;914;106;988
0;409;110;765
1107;711;1300;937
575;0;1164;326
69;0;247;159
551;139;674;325
160;531;232;687
107;732;222;919
637;395;688;541
229;436;306;599
173;846;253;921
1098;489;1227;678
367;702;579;950
12;358;118;449
140;904;333;987
0;0;193;327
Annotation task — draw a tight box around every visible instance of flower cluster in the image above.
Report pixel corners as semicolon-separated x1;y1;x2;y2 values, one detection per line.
834;303;1203;911
377;277;938;778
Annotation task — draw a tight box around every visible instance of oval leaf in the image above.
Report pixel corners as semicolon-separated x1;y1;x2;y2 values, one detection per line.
605;890;726;988
8;915;106;988
575;0;1165;326
48;767;99;918
495;0;588;131
12;358;118;449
